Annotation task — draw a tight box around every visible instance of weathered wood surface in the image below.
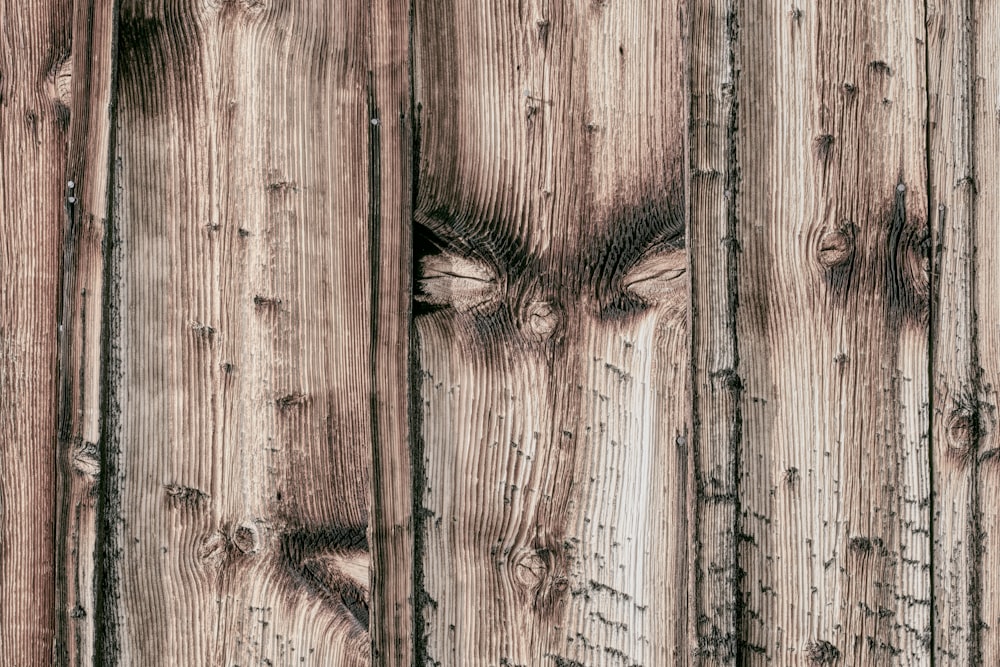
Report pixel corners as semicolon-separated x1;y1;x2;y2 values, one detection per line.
368;0;415;663
54;0;117;663
7;0;1000;665
0;0;68;662
688;0;740;661
413;0;688;664
94;0;409;663
723;2;932;664
929;0;1000;663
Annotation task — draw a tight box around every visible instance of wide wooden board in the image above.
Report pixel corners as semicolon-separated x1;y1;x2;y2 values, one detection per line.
413;0;688;664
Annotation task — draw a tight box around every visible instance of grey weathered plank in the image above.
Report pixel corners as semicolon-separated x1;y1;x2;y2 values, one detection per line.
368;0;415;663
54;0;117;663
96;1;410;663
928;0;1000;663
688;0;740;662
722;1;931;663
0;0;71;662
413;0;689;664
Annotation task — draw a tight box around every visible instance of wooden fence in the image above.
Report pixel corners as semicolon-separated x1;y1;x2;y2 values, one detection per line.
2;0;997;664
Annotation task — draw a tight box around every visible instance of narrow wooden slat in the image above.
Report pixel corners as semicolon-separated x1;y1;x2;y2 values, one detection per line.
973;5;1000;658
730;2;931;663
930;1;1000;662
98;1;400;662
54;0;117;663
688;0;740;662
368;0;414;664
413;1;688;664
0;0;70;661
927;0;978;662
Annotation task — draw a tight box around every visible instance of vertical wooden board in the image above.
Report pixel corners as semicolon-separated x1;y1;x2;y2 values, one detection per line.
973;5;1000;661
413;1;688;664
54;0;117;663
0;0;69;661
732;2;931;663
931;1;1000;662
926;0;978;662
688;0;740;662
368;0;414;664
100;0;406;662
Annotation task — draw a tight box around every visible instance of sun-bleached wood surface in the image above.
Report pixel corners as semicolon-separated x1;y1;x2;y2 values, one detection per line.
94;0;409;664
929;1;1000;664
412;1;688;664
4;1;1000;665
1;0;67;663
725;2;932;663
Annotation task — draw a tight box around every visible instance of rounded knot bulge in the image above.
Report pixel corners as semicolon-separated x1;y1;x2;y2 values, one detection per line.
523;299;562;341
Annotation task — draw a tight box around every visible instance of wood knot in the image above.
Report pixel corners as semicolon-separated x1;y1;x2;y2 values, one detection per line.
817;230;854;268
198;530;229;567
946;408;980;458
510;548;549;590
71;440;100;478
523;300;562;341
232;521;261;554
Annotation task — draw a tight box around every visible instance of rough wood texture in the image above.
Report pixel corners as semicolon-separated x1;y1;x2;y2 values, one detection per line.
54;0;117;663
95;0;408;663
368;0;415;664
0;0;68;661
413;0;688;664
728;2;931;663
688;0;740;662
929;1;1000;663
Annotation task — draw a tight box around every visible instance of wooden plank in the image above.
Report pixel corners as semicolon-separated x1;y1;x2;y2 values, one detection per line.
413;1;688;664
927;0;977;662
729;2;931;663
688;0;740;662
929;1;1000;662
54;0;117;663
97;1;408;662
973;4;1000;656
0;0;70;661
368;0;414;664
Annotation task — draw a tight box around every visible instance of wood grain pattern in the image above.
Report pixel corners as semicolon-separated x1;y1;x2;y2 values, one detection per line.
413;0;688;664
96;0;407;662
0;0;70;662
728;2;932;663
929;1;1000;663
54;0;117;663
8;1;1000;663
368;0;414;664
688;0;740;662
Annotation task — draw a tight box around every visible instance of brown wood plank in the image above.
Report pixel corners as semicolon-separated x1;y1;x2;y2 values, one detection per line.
97;1;409;662
973;3;1000;652
688;0;740;662
0;0;70;661
929;1;1000;662
54;0;117;663
368;0;414;664
729;2;932;663
413;1;688;664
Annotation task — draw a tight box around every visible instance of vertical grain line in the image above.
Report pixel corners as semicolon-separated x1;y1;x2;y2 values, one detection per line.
684;1;701;661
407;4;427;660
366;72;385;665
93;2;122;660
922;0;936;663
962;0;983;659
723;2;744;661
